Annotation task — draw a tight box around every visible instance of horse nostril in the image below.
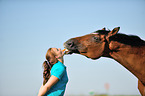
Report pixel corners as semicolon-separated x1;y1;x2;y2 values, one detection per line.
68;42;74;48
66;39;75;48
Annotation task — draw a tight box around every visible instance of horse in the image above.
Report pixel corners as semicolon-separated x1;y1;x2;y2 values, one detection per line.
64;27;145;96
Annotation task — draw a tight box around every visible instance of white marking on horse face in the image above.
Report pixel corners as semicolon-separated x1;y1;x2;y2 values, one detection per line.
91;33;99;35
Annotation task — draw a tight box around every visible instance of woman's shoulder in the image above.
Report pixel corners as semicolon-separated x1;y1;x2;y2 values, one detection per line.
53;61;66;69
51;61;66;77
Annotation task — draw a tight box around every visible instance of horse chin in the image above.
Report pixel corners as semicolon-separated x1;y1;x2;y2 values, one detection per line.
81;53;101;60
90;56;101;60
66;51;73;54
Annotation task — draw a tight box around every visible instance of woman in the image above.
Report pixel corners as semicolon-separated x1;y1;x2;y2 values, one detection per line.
38;48;68;96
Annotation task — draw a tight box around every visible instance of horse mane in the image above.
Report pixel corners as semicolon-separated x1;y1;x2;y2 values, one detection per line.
110;33;145;46
93;30;145;46
94;30;110;35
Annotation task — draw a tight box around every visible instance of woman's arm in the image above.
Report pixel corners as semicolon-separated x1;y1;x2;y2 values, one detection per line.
38;85;43;95
38;76;59;96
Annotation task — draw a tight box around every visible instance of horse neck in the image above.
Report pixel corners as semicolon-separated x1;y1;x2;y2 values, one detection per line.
108;41;145;82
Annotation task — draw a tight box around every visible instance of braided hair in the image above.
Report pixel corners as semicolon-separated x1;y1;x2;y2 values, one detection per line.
42;48;58;85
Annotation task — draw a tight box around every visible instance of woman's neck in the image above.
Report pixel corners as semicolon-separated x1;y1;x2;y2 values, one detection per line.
57;57;64;64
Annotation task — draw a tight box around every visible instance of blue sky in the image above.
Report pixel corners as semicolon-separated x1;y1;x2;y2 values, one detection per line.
0;0;145;96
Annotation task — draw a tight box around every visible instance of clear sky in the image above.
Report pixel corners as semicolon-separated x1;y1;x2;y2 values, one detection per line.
0;0;145;96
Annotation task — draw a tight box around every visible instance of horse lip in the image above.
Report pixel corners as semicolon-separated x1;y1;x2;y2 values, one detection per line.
64;49;73;54
63;46;79;54
63;42;80;54
63;45;73;54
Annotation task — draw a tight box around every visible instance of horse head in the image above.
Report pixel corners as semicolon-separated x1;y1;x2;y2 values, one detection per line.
64;27;120;59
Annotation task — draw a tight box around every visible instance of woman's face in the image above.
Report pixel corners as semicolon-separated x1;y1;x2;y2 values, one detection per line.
51;48;63;58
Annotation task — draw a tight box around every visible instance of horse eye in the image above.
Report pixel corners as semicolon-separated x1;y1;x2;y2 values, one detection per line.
92;36;100;42
93;37;98;40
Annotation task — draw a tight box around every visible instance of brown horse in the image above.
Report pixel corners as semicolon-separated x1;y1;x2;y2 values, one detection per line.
64;27;145;96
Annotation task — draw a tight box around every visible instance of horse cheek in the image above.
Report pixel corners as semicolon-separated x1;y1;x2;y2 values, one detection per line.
88;44;105;59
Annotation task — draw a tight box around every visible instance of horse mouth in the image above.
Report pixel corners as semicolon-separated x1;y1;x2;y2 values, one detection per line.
64;48;73;54
63;43;80;54
63;47;80;54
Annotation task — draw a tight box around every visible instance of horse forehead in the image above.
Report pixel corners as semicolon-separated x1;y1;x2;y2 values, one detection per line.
76;33;97;40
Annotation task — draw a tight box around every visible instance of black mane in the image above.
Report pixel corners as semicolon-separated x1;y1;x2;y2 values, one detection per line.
94;30;110;35
93;30;145;46
110;33;145;46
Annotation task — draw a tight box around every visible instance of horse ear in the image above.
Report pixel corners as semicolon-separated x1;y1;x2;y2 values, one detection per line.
106;27;120;38
102;27;106;30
